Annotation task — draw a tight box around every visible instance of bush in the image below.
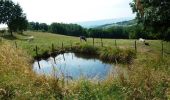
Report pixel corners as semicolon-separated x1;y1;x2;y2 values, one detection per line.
71;44;98;55
99;47;136;64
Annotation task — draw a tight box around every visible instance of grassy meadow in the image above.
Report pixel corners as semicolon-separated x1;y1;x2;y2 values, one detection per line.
0;31;170;99
3;31;170;56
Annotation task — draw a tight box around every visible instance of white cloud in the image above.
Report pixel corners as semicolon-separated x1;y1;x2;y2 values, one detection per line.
12;0;135;24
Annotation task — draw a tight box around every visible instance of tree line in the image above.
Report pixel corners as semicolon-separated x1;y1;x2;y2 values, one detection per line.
28;22;87;37
27;21;170;40
28;22;130;39
1;0;169;41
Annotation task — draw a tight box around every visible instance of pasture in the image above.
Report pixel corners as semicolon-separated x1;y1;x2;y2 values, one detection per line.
2;31;170;57
0;31;170;99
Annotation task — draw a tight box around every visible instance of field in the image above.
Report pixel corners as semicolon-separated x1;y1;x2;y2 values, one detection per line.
2;31;170;56
0;31;170;99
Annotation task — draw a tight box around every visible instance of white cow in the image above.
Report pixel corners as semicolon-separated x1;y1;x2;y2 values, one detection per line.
139;38;150;46
139;38;145;42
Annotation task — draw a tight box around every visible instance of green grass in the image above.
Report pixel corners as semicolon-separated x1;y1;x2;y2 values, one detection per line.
2;31;167;56
2;31;137;54
0;31;170;99
0;42;63;99
9;31;136;64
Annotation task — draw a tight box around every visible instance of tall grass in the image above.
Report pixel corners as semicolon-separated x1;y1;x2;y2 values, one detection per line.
118;56;170;100
1;32;170;99
99;47;136;64
63;80;125;100
0;42;126;99
0;42;63;99
72;44;99;54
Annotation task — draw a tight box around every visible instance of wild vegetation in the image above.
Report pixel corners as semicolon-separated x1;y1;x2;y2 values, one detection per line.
0;31;170;99
0;42;63;99
0;0;170;99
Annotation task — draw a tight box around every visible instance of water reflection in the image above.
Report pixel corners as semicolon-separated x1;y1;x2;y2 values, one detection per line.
33;53;114;80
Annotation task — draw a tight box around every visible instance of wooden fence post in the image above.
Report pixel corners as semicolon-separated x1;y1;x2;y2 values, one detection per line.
15;41;17;48
101;38;103;47
135;40;137;52
93;38;94;47
115;40;117;48
62;42;64;49
52;43;54;52
161;41;164;58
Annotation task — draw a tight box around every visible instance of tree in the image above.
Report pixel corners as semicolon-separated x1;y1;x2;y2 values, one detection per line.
0;0;28;36
39;23;48;32
130;0;170;41
17;15;28;33
49;23;87;36
8;14;28;34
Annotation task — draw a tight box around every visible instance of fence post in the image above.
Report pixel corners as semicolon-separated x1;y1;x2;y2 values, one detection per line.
135;40;137;52
35;45;41;69
115;40;117;48
161;41;164;58
62;42;64;49
101;38;103;47
52;43;54;52
15;41;17;48
93;38;94;47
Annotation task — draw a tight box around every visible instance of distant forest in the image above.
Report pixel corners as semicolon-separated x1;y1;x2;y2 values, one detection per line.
28;21;170;40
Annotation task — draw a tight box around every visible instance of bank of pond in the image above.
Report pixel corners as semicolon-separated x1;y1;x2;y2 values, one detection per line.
33;45;136;80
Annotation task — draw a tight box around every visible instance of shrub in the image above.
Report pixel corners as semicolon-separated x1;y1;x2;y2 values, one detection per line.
99;47;136;64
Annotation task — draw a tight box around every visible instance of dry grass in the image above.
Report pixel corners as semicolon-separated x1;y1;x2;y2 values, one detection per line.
1;32;170;99
0;42;63;99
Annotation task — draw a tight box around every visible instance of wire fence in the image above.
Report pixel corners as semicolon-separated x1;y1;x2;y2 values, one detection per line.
11;38;170;58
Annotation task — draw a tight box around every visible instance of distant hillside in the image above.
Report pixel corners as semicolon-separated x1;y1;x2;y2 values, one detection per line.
94;19;137;29
116;19;137;26
76;17;134;28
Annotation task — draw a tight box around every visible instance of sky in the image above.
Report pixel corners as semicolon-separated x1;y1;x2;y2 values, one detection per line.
0;0;135;27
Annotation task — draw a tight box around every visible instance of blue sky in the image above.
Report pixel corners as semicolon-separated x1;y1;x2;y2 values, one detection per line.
0;0;135;27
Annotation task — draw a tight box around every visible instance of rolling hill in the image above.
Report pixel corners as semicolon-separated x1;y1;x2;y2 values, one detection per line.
94;19;137;29
76;17;134;28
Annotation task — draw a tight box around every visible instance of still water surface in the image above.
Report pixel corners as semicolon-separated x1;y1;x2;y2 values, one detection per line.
33;53;115;80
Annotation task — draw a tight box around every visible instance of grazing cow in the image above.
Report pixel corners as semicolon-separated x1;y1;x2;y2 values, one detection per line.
80;36;87;42
139;38;150;46
139;38;145;42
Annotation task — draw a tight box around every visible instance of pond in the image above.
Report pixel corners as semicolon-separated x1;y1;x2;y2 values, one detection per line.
33;53;116;80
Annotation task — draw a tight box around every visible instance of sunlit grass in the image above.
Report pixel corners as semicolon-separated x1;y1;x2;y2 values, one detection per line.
2;31;169;57
0;42;63;99
0;31;170;99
